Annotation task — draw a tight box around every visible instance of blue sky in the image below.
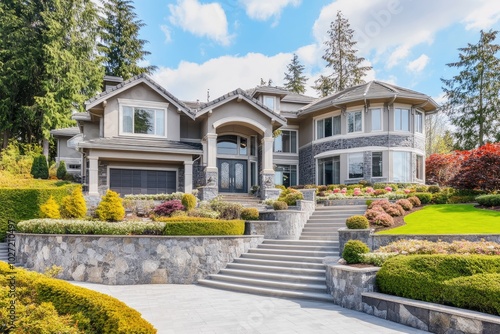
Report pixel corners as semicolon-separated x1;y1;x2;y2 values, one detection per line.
117;0;500;103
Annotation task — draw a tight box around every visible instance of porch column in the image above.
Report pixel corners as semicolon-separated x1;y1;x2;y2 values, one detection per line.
261;137;279;199
184;160;193;194
205;133;218;185
88;156;99;196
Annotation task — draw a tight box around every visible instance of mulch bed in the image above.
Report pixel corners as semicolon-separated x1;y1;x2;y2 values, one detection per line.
371;205;424;233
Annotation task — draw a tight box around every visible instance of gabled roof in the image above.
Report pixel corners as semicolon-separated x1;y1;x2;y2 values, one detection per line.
299;81;439;115
246;85;315;104
50;127;80;137
85;73;195;119
195;88;287;125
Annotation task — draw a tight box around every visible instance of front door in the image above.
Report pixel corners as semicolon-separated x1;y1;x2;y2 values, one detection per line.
218;159;247;193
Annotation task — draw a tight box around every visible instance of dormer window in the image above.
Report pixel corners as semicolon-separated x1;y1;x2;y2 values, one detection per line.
263;96;275;111
123;107;165;136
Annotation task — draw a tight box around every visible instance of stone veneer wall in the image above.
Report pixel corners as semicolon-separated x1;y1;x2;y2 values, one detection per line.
15;233;263;285
370;234;500;250
257;200;315;239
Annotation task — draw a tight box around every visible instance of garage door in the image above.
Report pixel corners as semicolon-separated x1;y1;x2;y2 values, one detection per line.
109;169;176;195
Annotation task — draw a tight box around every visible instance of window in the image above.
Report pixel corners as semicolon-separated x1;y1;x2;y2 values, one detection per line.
274;165;297;188
394;108;410;131
264;96;275;111
68;164;81;170
393;151;411;182
217;135;250;156
348;153;364;178
372;152;383;177
415;111;423;133
318;156;340;185
416;155;424;179
371;108;382;131
274;130;297;153
347;111;363;133
122;106;165;136
316;115;341;139
250;136;257;156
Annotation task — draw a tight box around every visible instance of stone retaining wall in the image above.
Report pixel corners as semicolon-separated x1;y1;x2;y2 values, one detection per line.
15;233;263;285
257;200;315;239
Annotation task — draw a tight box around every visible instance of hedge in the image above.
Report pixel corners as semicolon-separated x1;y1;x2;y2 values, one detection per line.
0;262;156;333
0;183;78;241
376;255;500;315
476;194;500;207
156;216;245;235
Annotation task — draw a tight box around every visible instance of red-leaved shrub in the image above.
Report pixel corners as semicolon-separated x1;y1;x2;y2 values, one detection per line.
153;200;185;217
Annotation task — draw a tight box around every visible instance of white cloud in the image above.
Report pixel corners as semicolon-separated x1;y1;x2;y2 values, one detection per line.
168;0;231;45
407;54;430;73
312;0;500;68
153;52;296;101
160;25;172;43
240;0;300;23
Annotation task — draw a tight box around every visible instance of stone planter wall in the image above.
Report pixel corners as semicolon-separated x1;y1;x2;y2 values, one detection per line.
325;261;380;311
370;234;500;250
258;200;315;239
338;228;373;256
244;220;279;238
15;233;263;285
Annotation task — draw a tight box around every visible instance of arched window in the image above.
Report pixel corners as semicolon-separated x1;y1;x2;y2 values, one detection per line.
217;135;248;155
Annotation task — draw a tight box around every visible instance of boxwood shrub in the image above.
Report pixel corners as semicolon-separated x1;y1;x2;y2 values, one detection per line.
413;192;432;204
0;262;156;333
156;216;244;235
376;254;500;315
476;194;500;207
0;183;78;241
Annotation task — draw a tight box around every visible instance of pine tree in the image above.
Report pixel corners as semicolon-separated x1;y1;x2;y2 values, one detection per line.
441;30;500;150
99;0;157;79
283;54;308;94
313;11;372;97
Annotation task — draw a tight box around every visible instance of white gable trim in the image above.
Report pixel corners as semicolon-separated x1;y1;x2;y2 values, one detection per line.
212;116;267;135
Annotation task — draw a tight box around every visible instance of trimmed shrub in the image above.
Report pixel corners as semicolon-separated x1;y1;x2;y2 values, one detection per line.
447;195;477;204
414;192;432;204
345;215;369;229
156;216;244;235
210;200;243;220
56;161;67;179
407;196;421;207
376;255;500;315
181;193;197;211
30;154;49;179
342;240;370;264
278;188;304;205
396;199;413;211
376;239;500;255
384;204;405;217
273;201;288;210
476;194;500;207
39;195;61;219
275;184;286;191
432;192;449;204
373;189;388;196
365;208;383;222
186;208;220;219
153;200;184;217
95;190;125;222
60;186;87;219
372;213;394;227
368;199;390;209
359;252;398;267
415;185;428;192
241;207;260;220
428;185;441;193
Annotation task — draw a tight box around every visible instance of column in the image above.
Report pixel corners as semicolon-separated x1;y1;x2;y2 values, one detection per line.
184;160;193;194
260;137;279;199
204;133;218;186
88;156;99;196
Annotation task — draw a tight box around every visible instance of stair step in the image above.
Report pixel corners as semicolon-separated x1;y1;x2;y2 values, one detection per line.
233;257;327;270
262;240;338;247
198;280;333;302
206;274;327;293
303;223;345;227
257;244;337;252
315;205;367;209
218;268;326;284
248;248;335;257
226;263;325;276
300;236;338;241
240;253;326;263
300;231;339;236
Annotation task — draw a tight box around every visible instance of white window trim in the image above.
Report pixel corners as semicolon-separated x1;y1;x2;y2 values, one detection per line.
347;152;364;180
415;110;424;134
346;110;364;134
315;115;342;140
118;98;169;138
416;154;424;180
371;151;384;178
274;164;298;187
394;108;411;133
273;129;298;155
371;108;383;132
263;95;276;112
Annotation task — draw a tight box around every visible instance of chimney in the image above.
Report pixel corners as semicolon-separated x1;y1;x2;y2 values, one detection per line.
103;75;124;91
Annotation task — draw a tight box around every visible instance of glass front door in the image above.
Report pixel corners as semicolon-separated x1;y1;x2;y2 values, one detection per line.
218;159;247;193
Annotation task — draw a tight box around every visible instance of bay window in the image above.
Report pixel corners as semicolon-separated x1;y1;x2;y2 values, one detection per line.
348;153;364;178
393;151;411;182
394;108;410;132
316;115;341;139
347;111;363;133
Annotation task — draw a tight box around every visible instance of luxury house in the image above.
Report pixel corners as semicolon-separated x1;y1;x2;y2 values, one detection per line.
52;74;438;199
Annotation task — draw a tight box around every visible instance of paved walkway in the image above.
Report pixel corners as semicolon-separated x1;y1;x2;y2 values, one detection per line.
72;282;427;334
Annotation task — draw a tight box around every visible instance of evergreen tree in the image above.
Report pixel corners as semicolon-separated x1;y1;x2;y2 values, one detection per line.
31;154;49;179
313;11;372;97
441;30;500;149
56;160;67;179
99;0;157;79
283;54;308;94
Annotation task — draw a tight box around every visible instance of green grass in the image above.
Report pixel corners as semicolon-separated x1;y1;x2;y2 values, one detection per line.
376;204;500;234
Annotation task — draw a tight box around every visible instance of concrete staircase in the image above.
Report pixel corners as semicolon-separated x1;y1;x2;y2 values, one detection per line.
219;193;264;208
198;204;367;302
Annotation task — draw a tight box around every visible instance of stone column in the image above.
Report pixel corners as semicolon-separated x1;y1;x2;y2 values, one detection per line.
88;156;99;196
261;137;278;199
184;160;193;194
199;133;218;201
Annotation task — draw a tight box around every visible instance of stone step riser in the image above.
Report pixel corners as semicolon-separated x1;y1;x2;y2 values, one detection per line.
207;275;327;293
241;253;326;263
300;237;338;241
248;249;336;257
233;258;327;270
257;245;337;252
226;263;325;276
262;240;338;247
218;269;326;284
197;280;333;302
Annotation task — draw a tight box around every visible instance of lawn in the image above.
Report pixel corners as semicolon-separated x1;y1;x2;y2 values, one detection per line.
376;204;500;234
